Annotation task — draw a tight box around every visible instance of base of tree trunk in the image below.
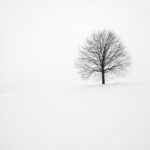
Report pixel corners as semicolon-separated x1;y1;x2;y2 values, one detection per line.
102;72;105;85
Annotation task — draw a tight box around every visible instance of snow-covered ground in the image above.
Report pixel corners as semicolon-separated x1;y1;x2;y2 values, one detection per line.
0;82;150;150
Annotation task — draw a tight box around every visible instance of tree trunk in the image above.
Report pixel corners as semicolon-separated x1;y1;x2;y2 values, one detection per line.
102;71;105;84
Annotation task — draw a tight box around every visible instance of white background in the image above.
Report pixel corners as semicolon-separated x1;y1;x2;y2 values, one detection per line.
0;0;150;90
0;0;150;150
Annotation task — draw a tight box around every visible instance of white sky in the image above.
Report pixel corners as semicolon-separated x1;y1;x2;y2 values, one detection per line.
0;0;150;90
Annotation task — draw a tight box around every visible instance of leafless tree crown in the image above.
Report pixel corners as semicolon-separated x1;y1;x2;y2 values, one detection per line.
76;30;130;84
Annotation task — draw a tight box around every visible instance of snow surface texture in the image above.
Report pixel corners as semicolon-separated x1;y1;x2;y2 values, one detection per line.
0;83;150;150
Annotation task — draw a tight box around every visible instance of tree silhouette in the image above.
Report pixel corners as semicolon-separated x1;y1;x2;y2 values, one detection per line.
76;30;130;84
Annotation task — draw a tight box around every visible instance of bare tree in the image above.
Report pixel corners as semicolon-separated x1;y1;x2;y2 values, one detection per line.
76;30;130;84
